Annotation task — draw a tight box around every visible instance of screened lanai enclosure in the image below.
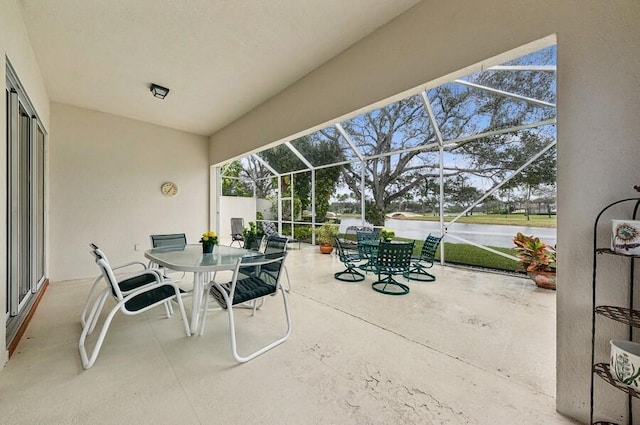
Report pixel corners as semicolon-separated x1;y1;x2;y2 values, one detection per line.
217;43;557;271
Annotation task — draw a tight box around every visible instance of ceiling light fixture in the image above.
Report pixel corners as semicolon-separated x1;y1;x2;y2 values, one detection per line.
150;83;170;99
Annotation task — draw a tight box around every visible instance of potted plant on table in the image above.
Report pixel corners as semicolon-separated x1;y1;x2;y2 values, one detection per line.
200;230;219;254
380;228;395;242
316;223;339;254
513;232;556;290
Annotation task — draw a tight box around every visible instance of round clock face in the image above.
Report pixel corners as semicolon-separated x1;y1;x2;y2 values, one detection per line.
161;182;178;196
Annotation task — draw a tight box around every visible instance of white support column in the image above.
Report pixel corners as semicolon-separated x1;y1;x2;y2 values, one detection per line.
360;161;366;226
421;90;446;264
209;166;221;234
311;169;316;244
277;176;282;232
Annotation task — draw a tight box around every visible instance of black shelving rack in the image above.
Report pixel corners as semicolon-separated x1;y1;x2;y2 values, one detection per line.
590;197;640;425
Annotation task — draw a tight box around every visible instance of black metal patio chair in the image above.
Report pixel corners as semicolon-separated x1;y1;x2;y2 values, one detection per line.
333;236;365;282
372;241;415;295
357;230;379;273
405;234;442;282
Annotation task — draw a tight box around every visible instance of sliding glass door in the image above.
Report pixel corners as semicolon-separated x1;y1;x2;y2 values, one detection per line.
6;64;46;342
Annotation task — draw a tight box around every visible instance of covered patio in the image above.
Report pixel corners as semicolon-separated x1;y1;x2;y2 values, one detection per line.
1;245;575;424
2;1;640;423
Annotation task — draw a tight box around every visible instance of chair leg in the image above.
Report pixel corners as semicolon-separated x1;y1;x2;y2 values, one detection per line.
87;290;110;334
164;301;174;317
199;283;214;336
251;298;266;316
238;297;265;315
334;264;365;282
173;291;191;337
357;259;377;274
405;263;436;282
79;302;121;369
80;276;104;328
283;265;291;292
372;273;410;295
80;290;190;369
228;288;292;363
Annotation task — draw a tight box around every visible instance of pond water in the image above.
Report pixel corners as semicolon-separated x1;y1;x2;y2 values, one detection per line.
338;217;556;248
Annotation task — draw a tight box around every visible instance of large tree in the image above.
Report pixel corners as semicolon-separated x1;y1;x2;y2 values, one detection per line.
227;156;275;199
236;48;556;226
445;175;483;216
221;160;253;197
320;48;556;225
463;131;556;219
321;95;445;224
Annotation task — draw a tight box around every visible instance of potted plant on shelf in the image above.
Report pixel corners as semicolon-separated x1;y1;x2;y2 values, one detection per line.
316;223;339;254
200;230;219;254
513;232;556;290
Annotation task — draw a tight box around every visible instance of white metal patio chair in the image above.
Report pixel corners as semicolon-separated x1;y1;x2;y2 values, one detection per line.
230;218;245;247
199;252;291;363
79;248;190;369
80;243;148;329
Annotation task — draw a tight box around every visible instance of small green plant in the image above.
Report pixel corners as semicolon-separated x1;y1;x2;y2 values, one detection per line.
513;232;556;272
242;222;263;250
316;223;339;246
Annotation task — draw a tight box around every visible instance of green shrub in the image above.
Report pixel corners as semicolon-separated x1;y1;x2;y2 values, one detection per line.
287;225;312;242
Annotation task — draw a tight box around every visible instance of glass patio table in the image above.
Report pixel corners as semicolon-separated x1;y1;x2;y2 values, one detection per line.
145;244;262;334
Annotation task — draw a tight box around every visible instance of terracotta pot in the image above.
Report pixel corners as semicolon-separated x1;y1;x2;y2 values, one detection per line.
319;244;334;254
527;270;556;290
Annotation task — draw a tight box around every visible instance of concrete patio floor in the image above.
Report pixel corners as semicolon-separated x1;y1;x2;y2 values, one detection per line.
0;244;578;424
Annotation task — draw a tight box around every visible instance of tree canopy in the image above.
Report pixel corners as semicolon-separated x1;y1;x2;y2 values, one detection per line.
227;46;557;226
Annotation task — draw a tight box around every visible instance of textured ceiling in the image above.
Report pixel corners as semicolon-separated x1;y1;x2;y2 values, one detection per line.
18;0;420;136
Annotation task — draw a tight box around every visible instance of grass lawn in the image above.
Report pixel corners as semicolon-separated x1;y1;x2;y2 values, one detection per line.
339;212;557;228
403;213;556;228
410;239;521;273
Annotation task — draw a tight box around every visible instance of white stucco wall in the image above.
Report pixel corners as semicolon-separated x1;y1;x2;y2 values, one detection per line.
49;103;209;280
0;0;51;366
208;1;640;422
218;196;256;244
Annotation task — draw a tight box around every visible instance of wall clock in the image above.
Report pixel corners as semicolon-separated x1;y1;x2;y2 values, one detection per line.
160;181;178;196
